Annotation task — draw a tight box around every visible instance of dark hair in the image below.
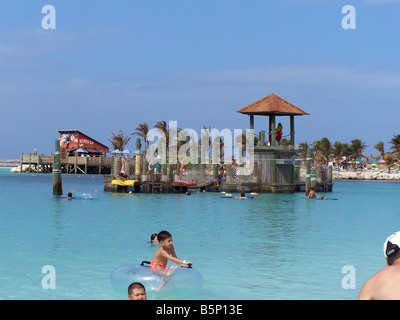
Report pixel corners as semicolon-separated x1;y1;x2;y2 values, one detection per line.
150;233;158;241
128;282;145;294
241;192;245;197
68;192;72;197
157;230;172;242
386;243;400;266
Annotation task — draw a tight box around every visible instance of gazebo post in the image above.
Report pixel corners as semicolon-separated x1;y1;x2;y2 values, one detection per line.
249;114;254;130
270;115;276;146
290;115;295;146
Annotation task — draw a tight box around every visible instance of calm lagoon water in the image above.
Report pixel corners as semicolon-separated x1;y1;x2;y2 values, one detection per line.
1;167;399;300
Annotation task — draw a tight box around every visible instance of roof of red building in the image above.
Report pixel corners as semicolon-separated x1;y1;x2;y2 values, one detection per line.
58;130;109;150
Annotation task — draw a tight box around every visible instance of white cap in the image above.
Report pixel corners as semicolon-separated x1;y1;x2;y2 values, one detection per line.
383;231;400;257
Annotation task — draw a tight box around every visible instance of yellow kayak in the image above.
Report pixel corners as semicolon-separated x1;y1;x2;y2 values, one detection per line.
111;180;138;186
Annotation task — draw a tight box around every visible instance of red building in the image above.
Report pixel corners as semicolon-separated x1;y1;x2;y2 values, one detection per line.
59;130;109;156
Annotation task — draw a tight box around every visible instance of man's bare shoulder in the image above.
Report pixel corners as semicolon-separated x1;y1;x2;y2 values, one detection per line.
359;265;400;300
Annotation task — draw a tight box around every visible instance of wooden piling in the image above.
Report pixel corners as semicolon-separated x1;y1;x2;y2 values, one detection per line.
53;139;63;195
259;131;265;146
270;151;276;185
135;139;141;181
311;167;316;189
156;155;161;182
270;120;276;147
305;147;312;196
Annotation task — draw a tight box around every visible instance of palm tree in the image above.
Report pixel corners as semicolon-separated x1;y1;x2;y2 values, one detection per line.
198;125;225;163
389;134;400;156
341;142;351;160
385;154;395;173
350;139;367;161
108;130;131;151
332;141;343;164
318;137;332;164
199;125;212;163
297;142;308;161
312;137;332;164
154;121;169;149
132;122;149;152
234;130;259;155
373;141;385;160
348;139;366;171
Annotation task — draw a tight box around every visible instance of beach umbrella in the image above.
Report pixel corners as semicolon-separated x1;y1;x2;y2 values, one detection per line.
121;149;132;154
111;149;121;154
379;159;386;163
76;148;88;153
370;160;378;164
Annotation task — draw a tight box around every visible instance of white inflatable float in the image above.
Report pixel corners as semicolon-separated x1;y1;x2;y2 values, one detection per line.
110;261;203;298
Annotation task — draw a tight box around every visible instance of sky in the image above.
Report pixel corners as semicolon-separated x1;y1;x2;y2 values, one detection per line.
1;0;400;158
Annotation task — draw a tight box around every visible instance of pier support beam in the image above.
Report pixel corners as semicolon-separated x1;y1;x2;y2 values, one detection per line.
53;139;63;195
305;147;312;196
135;139;141;181
311;167;316;189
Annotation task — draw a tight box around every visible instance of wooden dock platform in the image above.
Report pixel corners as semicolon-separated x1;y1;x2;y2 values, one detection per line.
19;153;113;174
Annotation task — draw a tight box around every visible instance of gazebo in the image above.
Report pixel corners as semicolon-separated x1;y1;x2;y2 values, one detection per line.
236;93;309;146
232;93;309;193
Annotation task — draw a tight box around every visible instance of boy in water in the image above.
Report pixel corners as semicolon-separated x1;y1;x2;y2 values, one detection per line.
149;230;192;291
235;192;247;199
306;187;318;199
61;192;73;200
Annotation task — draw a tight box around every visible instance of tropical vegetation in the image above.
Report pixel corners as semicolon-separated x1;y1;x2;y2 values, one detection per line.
109;122;400;169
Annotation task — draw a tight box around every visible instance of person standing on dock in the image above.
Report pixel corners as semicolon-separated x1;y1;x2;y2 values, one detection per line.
231;159;237;182
118;157;128;180
178;156;188;180
275;123;283;146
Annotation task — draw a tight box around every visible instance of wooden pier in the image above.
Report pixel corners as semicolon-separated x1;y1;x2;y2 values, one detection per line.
19;153;113;174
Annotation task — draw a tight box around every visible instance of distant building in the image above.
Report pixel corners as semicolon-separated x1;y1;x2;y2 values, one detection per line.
58;130;109;156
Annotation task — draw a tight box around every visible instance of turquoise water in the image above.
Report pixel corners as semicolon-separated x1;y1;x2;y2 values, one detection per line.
1;167;399;300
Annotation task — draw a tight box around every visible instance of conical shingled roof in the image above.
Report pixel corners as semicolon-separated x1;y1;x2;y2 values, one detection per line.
236;93;309;116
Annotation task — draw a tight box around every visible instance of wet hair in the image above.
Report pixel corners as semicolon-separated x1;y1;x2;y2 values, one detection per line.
150;233;158;242
241;192;245;197
157;230;172;242
128;282;145;295
68;192;72;197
